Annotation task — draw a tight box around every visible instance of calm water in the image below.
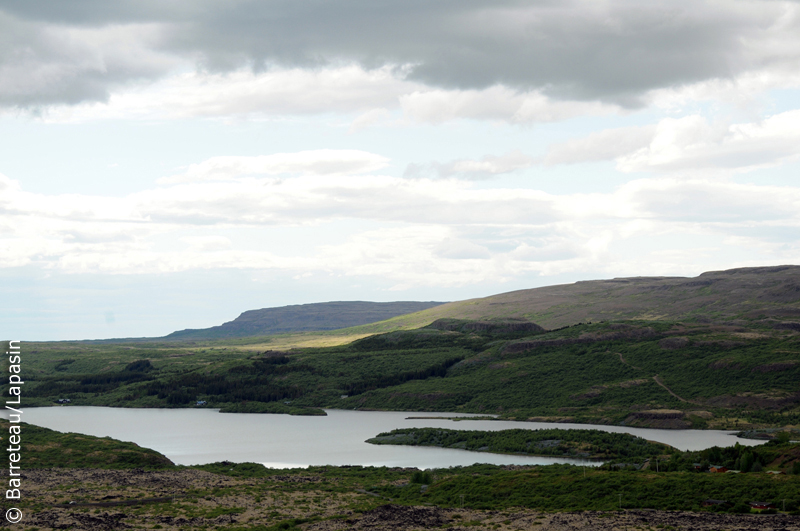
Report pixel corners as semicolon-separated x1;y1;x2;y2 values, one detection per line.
19;407;762;468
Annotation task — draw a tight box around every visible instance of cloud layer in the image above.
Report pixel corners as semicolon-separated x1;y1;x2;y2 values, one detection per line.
546;109;800;175
160;150;390;184
4;1;800;341
3;152;800;288
3;1;800;114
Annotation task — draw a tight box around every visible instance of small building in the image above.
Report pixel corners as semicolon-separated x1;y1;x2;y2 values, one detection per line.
749;501;776;510
709;465;728;473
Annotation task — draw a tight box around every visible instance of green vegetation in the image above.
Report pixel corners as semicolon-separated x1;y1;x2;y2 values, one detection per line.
217;401;326;415
14;328;481;412
6;420;174;469
174;456;800;513
652;436;800;473
367;427;673;460
10;317;800;429
371;463;800;512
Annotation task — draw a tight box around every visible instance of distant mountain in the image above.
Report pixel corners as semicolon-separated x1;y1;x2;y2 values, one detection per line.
31;266;800;429
352;265;800;332
164;301;446;340
163;265;800;341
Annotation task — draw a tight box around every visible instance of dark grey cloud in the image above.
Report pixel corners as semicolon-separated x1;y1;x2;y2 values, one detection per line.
0;10;177;107
2;0;797;108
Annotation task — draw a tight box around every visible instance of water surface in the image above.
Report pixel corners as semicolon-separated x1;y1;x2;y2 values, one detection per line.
20;407;762;468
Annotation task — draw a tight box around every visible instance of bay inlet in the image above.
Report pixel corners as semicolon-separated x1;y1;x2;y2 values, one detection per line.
20;407;763;468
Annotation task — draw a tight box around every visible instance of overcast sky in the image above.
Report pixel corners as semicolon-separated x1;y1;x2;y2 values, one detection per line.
3;0;800;340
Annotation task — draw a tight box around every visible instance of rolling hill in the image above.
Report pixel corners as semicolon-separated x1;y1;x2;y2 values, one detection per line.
16;265;800;431
164;300;446;340
347;265;800;334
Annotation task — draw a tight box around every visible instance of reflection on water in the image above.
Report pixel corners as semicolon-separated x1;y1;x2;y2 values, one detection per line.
21;407;762;468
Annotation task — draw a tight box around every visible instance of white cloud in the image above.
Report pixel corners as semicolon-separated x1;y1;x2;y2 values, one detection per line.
620;178;800;222
349;108;393;132
400;86;618;124
132;174;561;227
647;69;800;110
5;1;800;109
545;126;656;166
617;111;800;174
29;65;423;122
182;235;233;252
160;150;391;184
434;238;492;259
26;65;625;125
3;159;800;286
315;226;535;289
446;151;535;176
544;110;800;175
406;151;536;179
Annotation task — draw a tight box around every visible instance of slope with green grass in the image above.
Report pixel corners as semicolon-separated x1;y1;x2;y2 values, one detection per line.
5;420;175;469
13;317;800;429
349;265;800;332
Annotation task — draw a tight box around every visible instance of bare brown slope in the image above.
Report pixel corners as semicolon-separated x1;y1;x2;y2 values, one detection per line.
367;265;800;331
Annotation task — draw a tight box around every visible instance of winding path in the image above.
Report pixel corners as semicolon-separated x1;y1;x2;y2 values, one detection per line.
653;375;700;405
615;352;643;370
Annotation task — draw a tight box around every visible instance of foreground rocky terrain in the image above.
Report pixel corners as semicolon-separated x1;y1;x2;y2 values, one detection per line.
9;468;800;531
311;505;800;531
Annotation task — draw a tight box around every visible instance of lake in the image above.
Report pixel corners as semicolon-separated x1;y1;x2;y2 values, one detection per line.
19;407;763;469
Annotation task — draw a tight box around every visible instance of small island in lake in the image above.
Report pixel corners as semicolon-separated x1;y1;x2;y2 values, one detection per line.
366;427;673;461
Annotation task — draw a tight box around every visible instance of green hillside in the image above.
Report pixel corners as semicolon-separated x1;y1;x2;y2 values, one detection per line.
346;265;800;333
15;316;800;430
3;419;174;469
225;265;800;348
10;265;800;431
